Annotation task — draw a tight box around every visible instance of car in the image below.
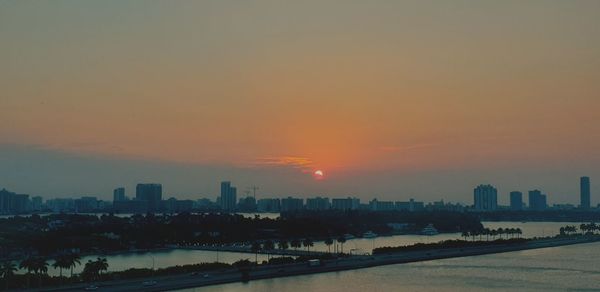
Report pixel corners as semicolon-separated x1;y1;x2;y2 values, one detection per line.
142;280;157;286
84;285;99;290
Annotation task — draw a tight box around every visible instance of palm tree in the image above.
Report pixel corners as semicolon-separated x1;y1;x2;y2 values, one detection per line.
95;258;108;278
278;239;289;251
82;260;99;282
461;231;469;241
337;236;347;254
66;253;81;278
324;238;334;253
34;258;48;287
516;228;522;238
19;257;37;288
263;240;275;260
497;228;505;239
53;254;72;284
302;238;314;253
251;241;262;264
580;224;588;235
491;229;498;240
589;223;597;235
1;261;17;290
290;239;301;251
484;228;491;241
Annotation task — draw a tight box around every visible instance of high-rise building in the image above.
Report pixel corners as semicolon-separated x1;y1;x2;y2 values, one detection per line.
580;177;591;209
473;184;498;211
136;183;162;212
331;197;360;210
257;198;281;212
0;188;14;214
306;197;330;210
75;196;99;212
528;190;547;210
219;181;237;212
395;199;425;212
280;197;304;212
510;191;523;210
369;199;395;211
113;187;126;202
30;196;43;211
11;194;29;213
238;196;257;212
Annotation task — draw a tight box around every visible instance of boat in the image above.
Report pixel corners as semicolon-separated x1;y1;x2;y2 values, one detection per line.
363;231;377;238
421;224;439;235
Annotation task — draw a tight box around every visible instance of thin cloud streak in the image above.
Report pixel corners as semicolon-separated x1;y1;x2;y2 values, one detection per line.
251;156;314;171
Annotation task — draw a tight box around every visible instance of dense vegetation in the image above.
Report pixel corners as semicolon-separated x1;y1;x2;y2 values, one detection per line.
0;211;482;258
373;238;528;255
475;210;600;222
0;253;337;290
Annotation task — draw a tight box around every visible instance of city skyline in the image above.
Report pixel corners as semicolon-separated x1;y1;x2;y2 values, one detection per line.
2;1;600;205
0;176;594;210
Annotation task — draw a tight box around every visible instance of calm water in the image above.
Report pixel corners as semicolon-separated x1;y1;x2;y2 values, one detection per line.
30;221;584;276
180;242;600;292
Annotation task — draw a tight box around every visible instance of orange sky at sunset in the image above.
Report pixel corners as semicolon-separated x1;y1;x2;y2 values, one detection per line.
1;1;599;202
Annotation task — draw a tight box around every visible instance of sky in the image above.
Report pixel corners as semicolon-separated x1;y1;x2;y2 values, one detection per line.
1;1;599;205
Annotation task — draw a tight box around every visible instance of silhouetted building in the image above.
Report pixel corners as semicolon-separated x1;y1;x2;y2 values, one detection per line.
136;183;162;212
510;191;523;210
113;187;126;202
581;177;591;209
75;196;98;212
306;197;330;210
0;189;14;214
30;196;43;211
238;196;257;212
474;184;498;211
46;198;75;213
331;197;360;210
395;199;425;211
0;189;30;214
369;199;395;211
257;198;280;212
219;181;237;212
165;198;194;213
281;197;304;212
113;200;149;214
529;190;547;210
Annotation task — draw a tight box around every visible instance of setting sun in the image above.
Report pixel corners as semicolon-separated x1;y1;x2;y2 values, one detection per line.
314;170;324;180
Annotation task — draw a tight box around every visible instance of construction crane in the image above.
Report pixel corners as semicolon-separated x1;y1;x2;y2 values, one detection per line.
247;185;259;200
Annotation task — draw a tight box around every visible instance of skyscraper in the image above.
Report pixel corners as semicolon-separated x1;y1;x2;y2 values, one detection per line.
580;176;591;209
510;191;523;210
473;184;498;211
136;183;162;212
220;181;237;212
528;190;547;211
113;187;126;202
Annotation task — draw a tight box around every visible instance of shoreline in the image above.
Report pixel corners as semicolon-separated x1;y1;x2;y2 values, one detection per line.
34;236;600;292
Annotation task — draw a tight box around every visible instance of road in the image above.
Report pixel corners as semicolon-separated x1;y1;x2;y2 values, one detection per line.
37;236;600;292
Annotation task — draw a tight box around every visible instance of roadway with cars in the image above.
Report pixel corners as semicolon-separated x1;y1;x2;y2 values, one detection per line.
35;236;600;292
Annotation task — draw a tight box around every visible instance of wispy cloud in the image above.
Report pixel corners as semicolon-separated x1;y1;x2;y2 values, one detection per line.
251;156;314;170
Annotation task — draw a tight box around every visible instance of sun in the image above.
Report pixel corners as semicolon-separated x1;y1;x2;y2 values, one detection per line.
313;170;325;180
